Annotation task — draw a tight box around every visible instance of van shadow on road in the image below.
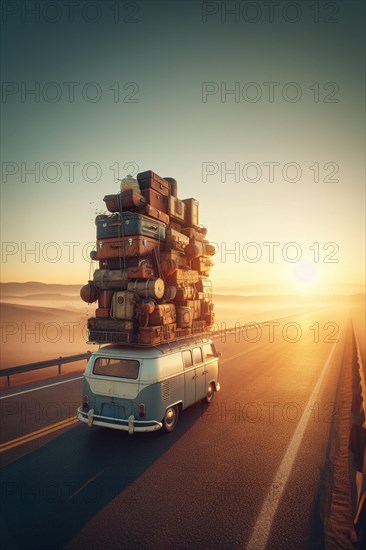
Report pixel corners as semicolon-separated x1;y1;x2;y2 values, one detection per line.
1;401;209;549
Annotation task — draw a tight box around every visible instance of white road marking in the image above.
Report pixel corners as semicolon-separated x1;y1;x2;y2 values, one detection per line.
245;324;344;550
0;376;84;400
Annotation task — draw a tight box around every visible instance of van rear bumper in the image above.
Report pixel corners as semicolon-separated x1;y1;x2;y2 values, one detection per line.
77;407;162;434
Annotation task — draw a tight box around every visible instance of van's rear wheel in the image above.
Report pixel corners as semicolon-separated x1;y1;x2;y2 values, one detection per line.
205;383;215;403
162;405;179;433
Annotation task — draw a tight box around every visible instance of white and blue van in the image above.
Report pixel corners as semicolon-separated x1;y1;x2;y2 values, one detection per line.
77;338;221;433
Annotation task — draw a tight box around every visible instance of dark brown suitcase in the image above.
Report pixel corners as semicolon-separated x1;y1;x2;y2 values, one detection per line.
103;191;145;212
127;264;155;279
141;189;168;213
139;203;170;225
88;317;134;331
88;329;136;344
148;303;176;326
99;257;154;270
183;198;199;229
96;236;160;259
137;171;170;197
98;290;114;309
138;323;176;345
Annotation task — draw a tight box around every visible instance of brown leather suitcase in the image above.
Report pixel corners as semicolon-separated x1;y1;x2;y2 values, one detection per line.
164;227;189;253
96;236;160;259
182;198;199;229
103;191;145;212
175;284;197;301
98;290;114;309
138;203;170;225
160;250;189;269
127;264;155;279
141;189;168;213
148;303;176;326
168;196;185;223
182;299;202;320
138;323;176;345
137;171;170;197
95;307;110;318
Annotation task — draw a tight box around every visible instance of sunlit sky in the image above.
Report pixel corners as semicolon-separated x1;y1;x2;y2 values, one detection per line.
1;1;365;294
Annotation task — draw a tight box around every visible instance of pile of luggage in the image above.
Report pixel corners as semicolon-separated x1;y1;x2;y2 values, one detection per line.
80;170;215;345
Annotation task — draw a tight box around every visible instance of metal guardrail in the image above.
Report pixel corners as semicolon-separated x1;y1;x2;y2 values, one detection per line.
0;352;91;386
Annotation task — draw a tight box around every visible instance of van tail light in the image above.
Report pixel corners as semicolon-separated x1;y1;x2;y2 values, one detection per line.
82;395;89;409
138;403;145;418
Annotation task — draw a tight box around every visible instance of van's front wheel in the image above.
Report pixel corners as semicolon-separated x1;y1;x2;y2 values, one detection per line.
162;405;179;433
205;383;215;404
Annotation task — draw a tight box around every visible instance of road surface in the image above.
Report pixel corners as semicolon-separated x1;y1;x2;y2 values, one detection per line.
0;306;360;549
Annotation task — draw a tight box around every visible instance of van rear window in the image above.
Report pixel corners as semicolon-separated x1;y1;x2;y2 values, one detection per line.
93;357;139;379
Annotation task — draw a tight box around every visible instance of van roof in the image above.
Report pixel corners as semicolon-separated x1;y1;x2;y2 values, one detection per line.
92;337;213;359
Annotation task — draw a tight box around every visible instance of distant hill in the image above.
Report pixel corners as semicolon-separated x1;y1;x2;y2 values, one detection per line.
0;282;82;296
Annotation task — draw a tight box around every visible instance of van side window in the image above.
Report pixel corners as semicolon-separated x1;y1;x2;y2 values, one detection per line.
203;343;216;359
93;357;139;379
182;350;193;369
193;347;203;365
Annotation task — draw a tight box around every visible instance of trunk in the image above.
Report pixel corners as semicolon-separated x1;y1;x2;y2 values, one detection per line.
103;190;145;212
148;303;176;326
138;203;170;225
110;291;138;320
127;264;156;279
182;198;199;229
176;306;193;328
164;227;190;253
96;212;166;241
138;323;176;345
96;236;160;259
137;171;170;196
141;188;168;213
168;196;186;223
93;269;129;290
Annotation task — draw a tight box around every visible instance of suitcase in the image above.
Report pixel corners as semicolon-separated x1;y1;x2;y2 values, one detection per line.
110;291;138;320
181;227;208;242
98;289;114;309
164;227;189;253
138;323;176;345
191;257;214;276
127;278;165;300
168;196;185;223
137;171;170;197
138;203;170;225
176;306;193;328
96;212;166;241
192;319;207;333
182;299;202;320
167;269;199;286
148;303;176;326
99;257;154;270
160;250;189;269
95;308;110;318
169;221;183;232
103;191;145;213
88;317;134;331
175;284;197;301
183;198;199;229
88;330;136;344
96;236;160;259
141;189;168;213
93;269;129;290
127;264;155;279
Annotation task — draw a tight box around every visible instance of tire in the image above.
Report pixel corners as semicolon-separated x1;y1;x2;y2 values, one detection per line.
204;383;215;404
162;405;179;433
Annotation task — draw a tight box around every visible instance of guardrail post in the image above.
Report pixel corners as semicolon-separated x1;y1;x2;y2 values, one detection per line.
7;375;10;387
58;357;62;375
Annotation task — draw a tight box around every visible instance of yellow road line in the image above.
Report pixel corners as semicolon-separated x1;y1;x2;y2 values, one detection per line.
0;416;78;453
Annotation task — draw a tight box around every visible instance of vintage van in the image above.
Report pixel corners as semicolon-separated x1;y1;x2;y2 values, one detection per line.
77;338;220;433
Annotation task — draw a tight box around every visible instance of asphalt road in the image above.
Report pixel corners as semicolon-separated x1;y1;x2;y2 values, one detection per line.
0;306;356;549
